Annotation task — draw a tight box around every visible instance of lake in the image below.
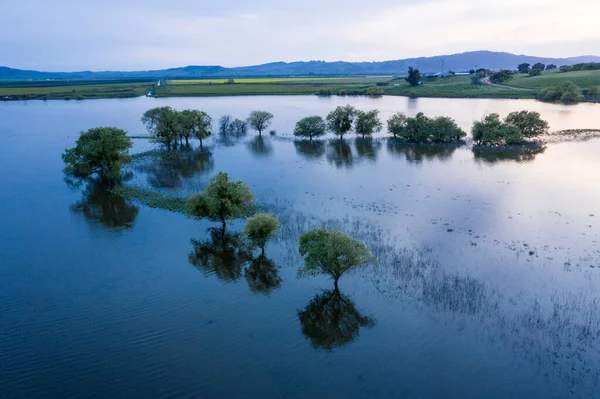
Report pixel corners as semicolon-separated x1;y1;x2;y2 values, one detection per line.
1;95;599;398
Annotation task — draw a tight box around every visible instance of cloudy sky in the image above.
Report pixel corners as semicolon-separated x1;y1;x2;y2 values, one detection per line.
2;0;599;71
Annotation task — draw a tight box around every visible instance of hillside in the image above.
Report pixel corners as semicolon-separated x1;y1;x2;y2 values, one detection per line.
1;51;599;80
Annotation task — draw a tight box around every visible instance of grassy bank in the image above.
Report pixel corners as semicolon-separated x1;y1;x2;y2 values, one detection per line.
0;79;154;100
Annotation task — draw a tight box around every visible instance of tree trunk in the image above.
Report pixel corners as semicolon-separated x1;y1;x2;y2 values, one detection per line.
185;136;189;145
199;139;203;150
334;276;339;291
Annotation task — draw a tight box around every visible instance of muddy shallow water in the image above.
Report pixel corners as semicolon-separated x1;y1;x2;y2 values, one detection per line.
1;96;599;398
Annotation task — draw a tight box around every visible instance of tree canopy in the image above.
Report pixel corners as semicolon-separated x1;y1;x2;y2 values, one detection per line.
298;228;375;288
243;213;280;253
354;109;382;137
386;112;465;143
294;116;327;140
517;63;531;74
326;105;356;139
539;81;584;104
405;67;422;86
62;127;133;180
180;110;212;147
142;106;180;150
505;110;549;138
472;114;524;145
185;172;255;228
247;110;274;136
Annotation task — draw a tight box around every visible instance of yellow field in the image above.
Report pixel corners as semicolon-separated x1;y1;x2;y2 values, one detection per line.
168;77;353;84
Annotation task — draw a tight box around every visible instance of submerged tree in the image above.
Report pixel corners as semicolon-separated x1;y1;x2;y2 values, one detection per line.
386;112;409;138
298;289;375;350
294;116;327;141
185;172;255;229
180;110;212;147
244;254;282;295
472;113;523;145
247;110;274;136
189;228;253;282
298;228;376;289
354;109;383;138
326;105;356;139
62;127;133;180
505;110;549;138
243;213;280;254
142;106;181;150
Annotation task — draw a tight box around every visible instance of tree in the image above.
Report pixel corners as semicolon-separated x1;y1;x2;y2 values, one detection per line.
246;110;274;136
528;69;542;77
294;116;327;140
326;105;356;139
505;110;549;138
297;289;375;350
546;64;557;70
489;69;514;83
471;114;523;145
354;109;382;138
518;63;531;74
405;67;422;86
142;106;181;150
532;62;545;71
243;213;280;254
180;110;212;148
62;127;133;180
364;86;384;97
298;228;376;289
185;172;255;229
387;112;408;138
539;81;584;104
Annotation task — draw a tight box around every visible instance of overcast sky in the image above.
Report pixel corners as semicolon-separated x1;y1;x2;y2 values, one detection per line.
2;0;599;71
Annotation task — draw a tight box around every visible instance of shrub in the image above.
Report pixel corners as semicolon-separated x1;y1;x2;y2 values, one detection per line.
539;81;583;104
386;112;465;143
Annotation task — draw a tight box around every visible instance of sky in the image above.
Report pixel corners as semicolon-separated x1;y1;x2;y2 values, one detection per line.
1;0;599;71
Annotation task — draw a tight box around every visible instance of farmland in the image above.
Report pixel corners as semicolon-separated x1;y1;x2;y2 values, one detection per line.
0;80;153;100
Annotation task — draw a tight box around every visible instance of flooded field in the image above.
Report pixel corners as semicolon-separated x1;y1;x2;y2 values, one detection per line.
1;96;599;398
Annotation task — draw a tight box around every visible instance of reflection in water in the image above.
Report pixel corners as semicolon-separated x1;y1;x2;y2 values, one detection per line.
326;139;354;169
293;139;326;160
244;254;282;295
70;179;138;229
189;228;253;282
298;288;375;351
472;146;546;164
136;149;214;189
247;136;273;158
386;139;456;164
217;119;248;147
354;137;382;163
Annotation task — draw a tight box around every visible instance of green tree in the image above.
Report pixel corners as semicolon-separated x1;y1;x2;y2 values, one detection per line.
386;112;408;138
326;105;356;139
546;64;557;70
518;63;531;74
180;110;212;148
505;110;549;138
528;69;542;77
405;67;422;86
298;228;376;289
489;69;514;83
243;213;281;254
532;62;545;71
539;81;584;104
185;172;255;229
247;110;274;136
62;127;133;179
294;116;327;140
471;113;523;145
142;106;181;150
354;109;383;138
297;289;375;350
386;112;465;143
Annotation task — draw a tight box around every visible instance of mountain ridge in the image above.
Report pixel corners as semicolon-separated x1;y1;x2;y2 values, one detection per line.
2;51;599;80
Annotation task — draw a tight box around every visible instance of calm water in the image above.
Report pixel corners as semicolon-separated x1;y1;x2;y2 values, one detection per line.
1;96;600;398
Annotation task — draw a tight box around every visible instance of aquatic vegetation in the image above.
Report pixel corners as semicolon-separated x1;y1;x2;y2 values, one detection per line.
110;186;186;212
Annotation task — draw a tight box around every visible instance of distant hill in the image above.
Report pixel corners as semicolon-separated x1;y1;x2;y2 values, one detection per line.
2;51;599;80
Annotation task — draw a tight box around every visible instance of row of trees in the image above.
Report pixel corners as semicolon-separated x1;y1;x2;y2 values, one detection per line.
294;105;383;140
142;107;276;150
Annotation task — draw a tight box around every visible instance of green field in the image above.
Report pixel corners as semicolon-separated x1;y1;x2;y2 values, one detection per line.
0;80;153;100
2;69;599;101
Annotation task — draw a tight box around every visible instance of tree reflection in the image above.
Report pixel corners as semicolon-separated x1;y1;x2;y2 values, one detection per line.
293;139;326;160
137;148;214;189
354;137;381;163
298;288;375;351
70;178;138;229
189;228;253;282
247;136;273;158
386;139;456;164
244;254;282;295
326;139;354;169
472;146;546;164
